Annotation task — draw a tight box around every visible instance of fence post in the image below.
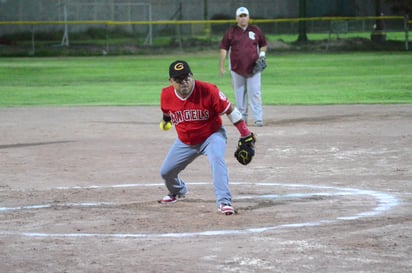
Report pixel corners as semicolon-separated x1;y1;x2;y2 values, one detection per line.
405;15;409;51
61;4;69;47
104;23;109;55
30;25;35;56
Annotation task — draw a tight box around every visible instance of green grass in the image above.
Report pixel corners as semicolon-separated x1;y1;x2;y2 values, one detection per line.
271;31;408;42
0;52;411;107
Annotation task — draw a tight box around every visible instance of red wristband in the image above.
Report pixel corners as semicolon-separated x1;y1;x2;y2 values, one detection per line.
235;120;251;137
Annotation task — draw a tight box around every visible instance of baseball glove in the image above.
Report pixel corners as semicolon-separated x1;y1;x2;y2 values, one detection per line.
252;56;267;74
234;133;256;165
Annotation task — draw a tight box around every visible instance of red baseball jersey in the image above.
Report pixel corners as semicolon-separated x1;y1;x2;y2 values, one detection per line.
161;80;232;145
220;25;267;76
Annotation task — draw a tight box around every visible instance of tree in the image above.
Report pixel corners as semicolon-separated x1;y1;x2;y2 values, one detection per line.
297;0;308;42
371;0;386;42
375;0;384;31
385;0;412;17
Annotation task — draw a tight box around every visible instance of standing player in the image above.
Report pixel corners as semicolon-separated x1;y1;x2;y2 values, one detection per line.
219;6;268;127
159;60;255;215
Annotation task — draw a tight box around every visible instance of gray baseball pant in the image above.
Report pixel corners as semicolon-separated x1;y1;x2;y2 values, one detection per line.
230;70;263;123
160;127;231;207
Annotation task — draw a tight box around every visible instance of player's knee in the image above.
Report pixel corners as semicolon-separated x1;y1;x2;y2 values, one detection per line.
160;168;168;180
160;165;175;181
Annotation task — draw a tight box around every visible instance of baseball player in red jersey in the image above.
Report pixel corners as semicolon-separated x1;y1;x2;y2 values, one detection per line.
219;6;268;127
159;60;255;215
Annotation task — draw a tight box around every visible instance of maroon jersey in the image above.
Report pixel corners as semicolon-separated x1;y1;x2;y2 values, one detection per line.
220;25;267;76
161;80;231;145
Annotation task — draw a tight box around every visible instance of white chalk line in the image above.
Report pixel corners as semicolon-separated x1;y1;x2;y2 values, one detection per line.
0;182;400;239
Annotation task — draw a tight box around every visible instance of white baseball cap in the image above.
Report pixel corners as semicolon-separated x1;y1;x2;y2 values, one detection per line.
236;7;249;17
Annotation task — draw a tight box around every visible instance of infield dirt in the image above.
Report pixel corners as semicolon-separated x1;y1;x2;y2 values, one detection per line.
1;105;411;272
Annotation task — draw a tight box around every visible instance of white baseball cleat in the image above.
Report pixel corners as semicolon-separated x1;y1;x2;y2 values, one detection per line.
218;203;235;215
159;193;186;204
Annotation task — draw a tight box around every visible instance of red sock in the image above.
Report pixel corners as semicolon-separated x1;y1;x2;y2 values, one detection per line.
235;120;251;137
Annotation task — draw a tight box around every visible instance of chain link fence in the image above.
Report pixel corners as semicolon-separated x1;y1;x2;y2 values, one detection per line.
0;0;410;55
